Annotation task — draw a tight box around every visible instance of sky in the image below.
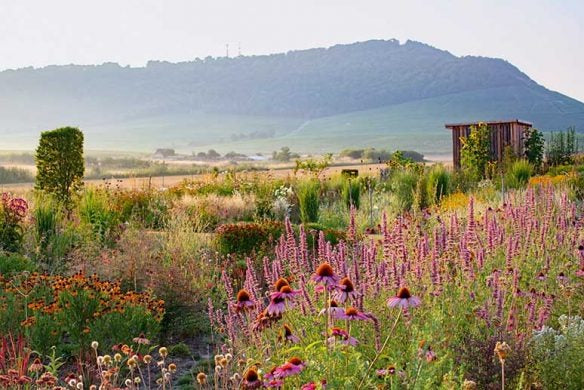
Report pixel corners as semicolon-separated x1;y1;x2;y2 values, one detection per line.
0;0;583;101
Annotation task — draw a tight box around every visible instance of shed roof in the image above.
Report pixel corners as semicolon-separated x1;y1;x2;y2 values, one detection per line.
444;119;532;129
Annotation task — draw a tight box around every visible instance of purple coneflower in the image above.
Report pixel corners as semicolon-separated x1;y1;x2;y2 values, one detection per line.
337;307;369;321
425;347;437;362
301;382;318;390
335;277;358;303
328;327;358;346
274;357;305;378
267;296;287;316
265;379;284;388
536;271;546;281
376;365;396;377
387;287;421;309
557;272;567;283
242;368;262;389
132;333;150;345
274;277;290;292
234;289;255;312
312;262;340;289
318;299;345;317
271;285;301;300
281;324;300;344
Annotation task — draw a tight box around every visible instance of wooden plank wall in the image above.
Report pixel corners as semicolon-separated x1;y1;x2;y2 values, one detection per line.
452;122;530;169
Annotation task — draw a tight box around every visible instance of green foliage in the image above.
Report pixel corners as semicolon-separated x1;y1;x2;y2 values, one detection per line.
0;272;162;356
169;342;192;357
413;173;429;211
524;128;545;169
296;179;320;223
390;169;419;212
546;127;578;166
215;221;284;256
302;223;346;246
0;166;34;184
294;154;333;177
0;194;28;253
426;165;451;204
341;178;361;209
0;253;36;275
505;160;533;189
79;189;121;245
501;145;517;172
339;148;365;159
35;127;85;206
460;123;491;180
272;147;299;162
529;315;584;389
363;148;392;162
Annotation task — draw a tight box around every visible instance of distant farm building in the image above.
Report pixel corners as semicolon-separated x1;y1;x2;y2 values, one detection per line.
445;119;532;168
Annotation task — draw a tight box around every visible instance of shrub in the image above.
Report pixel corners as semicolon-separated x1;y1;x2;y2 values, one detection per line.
35;126;85;206
169;342;192;357
0;193;28;253
341;178;361;209
426;165;451;204
505;160;532;189
215;221;284;256
546;127;578;166
302;223;346;246
390;169;418;212
0;253;36;275
529;315;584;389
460;122;491;180
296;179;320;223
111;189;170;229
0;272;163;356
79;189;121;245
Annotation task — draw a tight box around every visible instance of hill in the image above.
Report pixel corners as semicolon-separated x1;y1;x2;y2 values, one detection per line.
1;39;583;155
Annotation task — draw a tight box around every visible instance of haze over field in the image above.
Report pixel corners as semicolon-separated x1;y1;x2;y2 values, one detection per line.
0;0;582;157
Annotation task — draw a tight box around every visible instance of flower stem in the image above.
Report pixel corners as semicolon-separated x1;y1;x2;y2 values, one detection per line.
357;310;401;389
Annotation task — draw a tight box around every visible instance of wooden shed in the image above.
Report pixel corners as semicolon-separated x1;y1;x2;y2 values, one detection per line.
445;119;532;169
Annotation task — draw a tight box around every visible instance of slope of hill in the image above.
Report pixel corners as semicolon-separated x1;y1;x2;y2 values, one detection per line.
1;39;583;154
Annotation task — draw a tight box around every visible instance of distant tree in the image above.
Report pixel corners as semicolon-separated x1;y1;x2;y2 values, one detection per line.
272;147;299;162
207;149;221;160
339;149;365;159
294;154;333;177
546;127;578;166
35;127;85;206
523;127;544;169
154;148;175;158
460;123;491;180
363;148;392;162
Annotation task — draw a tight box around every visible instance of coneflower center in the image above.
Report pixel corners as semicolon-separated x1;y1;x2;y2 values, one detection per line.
316;263;334;277
340;277;354;292
397;287;412;299
237;289;251;302
288;357;303;365
275;278;289;292
245;369;258;382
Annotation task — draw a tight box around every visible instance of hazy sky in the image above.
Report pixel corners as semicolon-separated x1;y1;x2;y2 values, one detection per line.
1;0;583;101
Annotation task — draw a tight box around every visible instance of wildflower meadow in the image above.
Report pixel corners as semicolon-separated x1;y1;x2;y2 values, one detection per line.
1;136;584;389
